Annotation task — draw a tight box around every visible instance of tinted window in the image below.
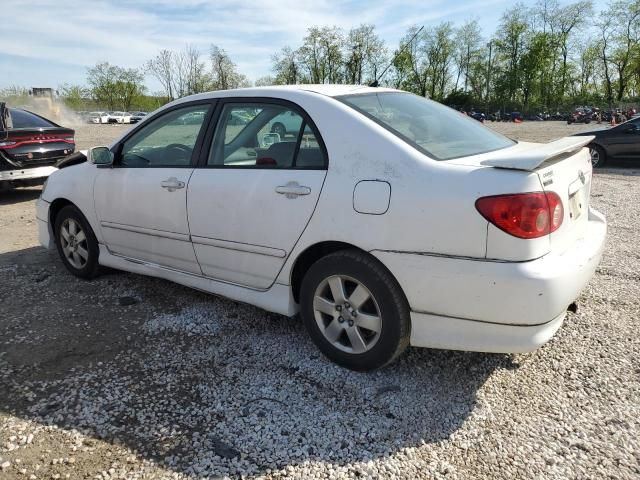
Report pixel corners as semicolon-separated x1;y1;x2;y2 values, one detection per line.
120;104;210;167
208;103;326;168
339;92;515;160
10;109;56;129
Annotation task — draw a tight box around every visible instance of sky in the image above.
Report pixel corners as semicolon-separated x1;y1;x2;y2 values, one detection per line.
0;0;609;93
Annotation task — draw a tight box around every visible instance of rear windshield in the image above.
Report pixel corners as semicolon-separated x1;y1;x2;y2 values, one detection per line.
10;109;57;129
338;92;515;160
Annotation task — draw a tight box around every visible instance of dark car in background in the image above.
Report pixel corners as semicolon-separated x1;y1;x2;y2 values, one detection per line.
0;103;75;190
574;116;640;167
129;111;147;124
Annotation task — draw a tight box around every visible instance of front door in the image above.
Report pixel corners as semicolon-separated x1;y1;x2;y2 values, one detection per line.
187;101;328;289
608;118;640;160
94;103;213;274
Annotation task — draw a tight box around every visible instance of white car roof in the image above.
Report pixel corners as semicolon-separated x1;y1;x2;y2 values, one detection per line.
173;84;398;105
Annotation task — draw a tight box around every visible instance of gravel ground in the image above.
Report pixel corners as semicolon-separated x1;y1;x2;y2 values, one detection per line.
0;121;639;479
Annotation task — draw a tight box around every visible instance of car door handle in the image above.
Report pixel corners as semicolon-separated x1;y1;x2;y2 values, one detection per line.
275;181;311;198
160;177;185;192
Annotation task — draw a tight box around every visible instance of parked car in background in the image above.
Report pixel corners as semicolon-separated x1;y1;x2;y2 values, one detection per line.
0;103;75;190
268;110;303;138
574;116;640;167
89;112;110;124
177;110;206;125
108;112;132;124
129;112;147;124
567;109;592;125
37;85;606;371
470;112;485;122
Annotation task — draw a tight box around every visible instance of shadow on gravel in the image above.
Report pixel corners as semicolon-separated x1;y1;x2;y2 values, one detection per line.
0;187;41;205
0;246;510;478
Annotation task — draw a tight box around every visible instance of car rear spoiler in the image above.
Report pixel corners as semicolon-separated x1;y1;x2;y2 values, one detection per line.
479;136;595;171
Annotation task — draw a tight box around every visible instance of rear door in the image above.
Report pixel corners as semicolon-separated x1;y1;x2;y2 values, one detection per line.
187;99;327;289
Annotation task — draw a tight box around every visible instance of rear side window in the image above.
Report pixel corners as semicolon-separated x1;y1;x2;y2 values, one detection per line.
207;102;326;169
338;92;515;160
9;109;57;129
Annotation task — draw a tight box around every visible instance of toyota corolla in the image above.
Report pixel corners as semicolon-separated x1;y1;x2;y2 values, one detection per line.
36;85;607;370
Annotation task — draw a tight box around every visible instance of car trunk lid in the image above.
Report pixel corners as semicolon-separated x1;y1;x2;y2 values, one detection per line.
450;136;595;258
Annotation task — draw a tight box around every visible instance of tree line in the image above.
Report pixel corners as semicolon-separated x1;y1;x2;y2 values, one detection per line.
2;0;638;114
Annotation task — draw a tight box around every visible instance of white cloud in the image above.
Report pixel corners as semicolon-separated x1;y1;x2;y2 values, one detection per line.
0;0;603;89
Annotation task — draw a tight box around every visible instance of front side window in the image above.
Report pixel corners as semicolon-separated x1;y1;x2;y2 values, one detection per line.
207;102;325;168
338;92;515;160
120;105;210;167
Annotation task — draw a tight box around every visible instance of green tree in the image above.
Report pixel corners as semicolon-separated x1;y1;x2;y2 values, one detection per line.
344;24;387;84
297;26;344;83
272;46;300;84
210;45;250;90
60;84;89;110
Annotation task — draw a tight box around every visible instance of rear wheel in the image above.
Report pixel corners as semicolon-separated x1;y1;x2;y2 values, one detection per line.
589;144;606;168
271;122;286;139
54;205;101;279
300;250;410;371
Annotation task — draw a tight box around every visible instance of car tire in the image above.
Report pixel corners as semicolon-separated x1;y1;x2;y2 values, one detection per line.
589;144;606;168
271;122;286;138
54;205;101;279
300;249;411;371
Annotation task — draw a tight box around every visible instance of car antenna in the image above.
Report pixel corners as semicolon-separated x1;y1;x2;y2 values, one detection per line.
369;25;424;87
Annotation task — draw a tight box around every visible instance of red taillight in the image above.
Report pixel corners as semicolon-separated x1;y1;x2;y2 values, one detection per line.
475;192;563;239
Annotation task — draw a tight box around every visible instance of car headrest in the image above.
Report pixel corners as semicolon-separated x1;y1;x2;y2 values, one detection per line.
257;141;297;167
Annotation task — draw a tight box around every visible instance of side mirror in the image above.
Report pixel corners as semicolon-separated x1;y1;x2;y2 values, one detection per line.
89;146;114;168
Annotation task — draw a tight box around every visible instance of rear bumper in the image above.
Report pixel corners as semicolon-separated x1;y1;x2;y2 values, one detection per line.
373;208;606;351
409;310;566;353
0;166;57;182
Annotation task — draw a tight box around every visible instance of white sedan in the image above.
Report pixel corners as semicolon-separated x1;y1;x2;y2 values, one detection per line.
89;111;110;124
36;85;607;370
108;111;132;124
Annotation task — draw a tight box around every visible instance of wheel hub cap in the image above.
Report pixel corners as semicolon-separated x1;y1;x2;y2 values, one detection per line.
312;275;382;354
60;218;89;269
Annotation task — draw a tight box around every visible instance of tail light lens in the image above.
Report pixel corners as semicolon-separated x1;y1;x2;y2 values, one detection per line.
475;192;563;239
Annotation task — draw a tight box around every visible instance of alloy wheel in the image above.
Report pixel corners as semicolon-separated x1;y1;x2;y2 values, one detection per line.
60;218;89;269
590;147;600;167
313;275;382;354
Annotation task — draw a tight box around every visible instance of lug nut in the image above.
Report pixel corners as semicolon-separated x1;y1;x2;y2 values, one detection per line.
338;316;345;323
336;305;342;312
348;320;354;327
344;302;350;308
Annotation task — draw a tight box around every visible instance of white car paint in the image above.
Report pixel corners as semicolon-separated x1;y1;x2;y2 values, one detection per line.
89;112;109;124
108;112;132;124
36;85;607;354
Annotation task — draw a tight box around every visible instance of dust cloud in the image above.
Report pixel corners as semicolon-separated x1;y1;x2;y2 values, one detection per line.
15;96;83;128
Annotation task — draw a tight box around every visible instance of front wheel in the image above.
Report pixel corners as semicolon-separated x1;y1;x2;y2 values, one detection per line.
300;250;410;371
54;205;101;279
589;144;606;168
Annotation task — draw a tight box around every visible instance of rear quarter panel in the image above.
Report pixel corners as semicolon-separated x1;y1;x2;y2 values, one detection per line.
274;93;544;285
